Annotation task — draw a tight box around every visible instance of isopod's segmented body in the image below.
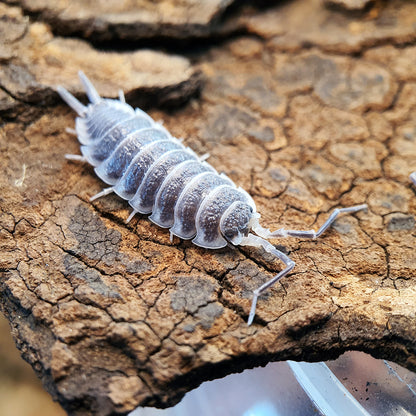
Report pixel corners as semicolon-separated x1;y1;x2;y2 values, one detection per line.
59;78;255;250
58;72;368;325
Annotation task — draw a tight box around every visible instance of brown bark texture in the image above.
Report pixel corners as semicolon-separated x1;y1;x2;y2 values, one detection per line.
1;0;416;415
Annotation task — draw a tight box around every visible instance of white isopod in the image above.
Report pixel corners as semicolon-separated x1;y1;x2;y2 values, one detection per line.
57;71;367;325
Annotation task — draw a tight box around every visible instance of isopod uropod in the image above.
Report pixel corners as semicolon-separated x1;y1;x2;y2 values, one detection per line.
57;72;368;326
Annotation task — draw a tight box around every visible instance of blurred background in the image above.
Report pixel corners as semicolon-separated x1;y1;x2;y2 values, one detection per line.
0;314;65;416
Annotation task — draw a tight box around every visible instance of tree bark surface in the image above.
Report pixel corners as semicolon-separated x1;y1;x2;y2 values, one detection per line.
1;1;416;415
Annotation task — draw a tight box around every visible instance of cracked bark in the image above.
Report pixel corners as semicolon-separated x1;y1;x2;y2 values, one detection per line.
1;0;416;415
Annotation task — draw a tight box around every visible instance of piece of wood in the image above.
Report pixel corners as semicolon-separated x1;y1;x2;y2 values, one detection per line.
0;3;202;114
10;0;236;41
1;1;415;415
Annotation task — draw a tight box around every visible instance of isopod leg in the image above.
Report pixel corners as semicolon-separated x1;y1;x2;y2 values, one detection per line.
126;209;138;224
240;234;295;326
411;172;416;187
199;153;210;162
268;204;367;239
118;89;126;103
65;127;77;135
65;154;88;162
90;187;114;202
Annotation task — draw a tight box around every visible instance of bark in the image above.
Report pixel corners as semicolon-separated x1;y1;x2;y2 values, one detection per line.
9;0;237;41
0;0;416;415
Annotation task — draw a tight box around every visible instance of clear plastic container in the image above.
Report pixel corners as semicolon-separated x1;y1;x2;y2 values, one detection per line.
131;351;416;416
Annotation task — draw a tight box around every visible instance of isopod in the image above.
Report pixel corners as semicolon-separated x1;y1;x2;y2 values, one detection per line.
57;71;367;325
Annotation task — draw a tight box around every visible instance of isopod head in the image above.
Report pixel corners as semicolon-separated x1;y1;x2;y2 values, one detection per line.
220;201;255;246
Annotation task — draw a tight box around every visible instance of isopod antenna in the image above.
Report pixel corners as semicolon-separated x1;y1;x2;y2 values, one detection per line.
239;233;295;326
240;204;367;325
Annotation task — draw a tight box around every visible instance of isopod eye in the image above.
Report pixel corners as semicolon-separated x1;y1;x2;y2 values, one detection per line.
220;202;254;246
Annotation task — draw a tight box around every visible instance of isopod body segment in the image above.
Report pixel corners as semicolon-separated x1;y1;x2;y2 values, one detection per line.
58;72;367;326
